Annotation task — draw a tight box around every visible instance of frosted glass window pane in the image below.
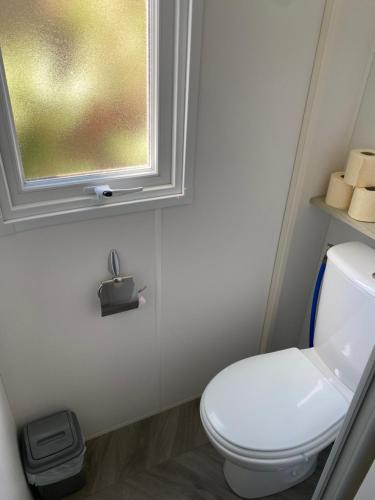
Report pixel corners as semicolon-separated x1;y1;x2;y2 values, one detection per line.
0;0;149;180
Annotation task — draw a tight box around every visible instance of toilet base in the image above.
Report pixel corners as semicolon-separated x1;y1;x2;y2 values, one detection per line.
223;456;318;499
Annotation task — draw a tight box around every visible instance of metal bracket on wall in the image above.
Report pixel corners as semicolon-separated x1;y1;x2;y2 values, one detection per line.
97;250;146;317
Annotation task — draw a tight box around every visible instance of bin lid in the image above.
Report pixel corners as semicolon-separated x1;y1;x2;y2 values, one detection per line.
22;410;85;474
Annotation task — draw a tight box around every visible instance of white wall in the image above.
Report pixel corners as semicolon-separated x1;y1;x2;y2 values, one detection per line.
298;49;375;347
325;52;375;255
159;0;325;407
0;0;325;437
0;376;32;500
267;0;375;352
351;56;375;148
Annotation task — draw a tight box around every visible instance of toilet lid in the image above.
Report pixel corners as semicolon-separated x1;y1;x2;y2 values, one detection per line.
202;348;349;452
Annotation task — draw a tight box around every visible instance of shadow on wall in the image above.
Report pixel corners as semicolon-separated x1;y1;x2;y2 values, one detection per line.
0;375;32;500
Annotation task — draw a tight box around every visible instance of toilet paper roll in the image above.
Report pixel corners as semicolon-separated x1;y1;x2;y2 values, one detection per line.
325;171;353;210
348;187;375;222
357;162;375;188
344;149;375;187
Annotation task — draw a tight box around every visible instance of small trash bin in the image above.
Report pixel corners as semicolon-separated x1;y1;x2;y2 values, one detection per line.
21;410;86;499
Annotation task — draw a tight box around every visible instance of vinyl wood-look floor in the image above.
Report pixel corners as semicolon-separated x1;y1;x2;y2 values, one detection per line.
64;399;330;500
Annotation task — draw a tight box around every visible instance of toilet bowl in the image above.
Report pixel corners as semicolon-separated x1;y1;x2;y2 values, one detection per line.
200;242;375;498
200;347;351;498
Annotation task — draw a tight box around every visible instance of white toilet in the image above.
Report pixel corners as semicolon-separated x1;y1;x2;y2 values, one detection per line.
200;241;375;498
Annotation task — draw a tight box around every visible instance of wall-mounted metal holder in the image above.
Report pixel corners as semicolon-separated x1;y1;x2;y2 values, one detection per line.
97;250;146;317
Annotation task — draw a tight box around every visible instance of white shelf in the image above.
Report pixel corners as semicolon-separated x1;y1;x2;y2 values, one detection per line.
310;196;375;241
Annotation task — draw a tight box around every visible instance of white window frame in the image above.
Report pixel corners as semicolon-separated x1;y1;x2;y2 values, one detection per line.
0;0;203;229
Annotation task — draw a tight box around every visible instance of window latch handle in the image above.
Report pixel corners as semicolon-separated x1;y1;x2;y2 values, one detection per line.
84;185;143;201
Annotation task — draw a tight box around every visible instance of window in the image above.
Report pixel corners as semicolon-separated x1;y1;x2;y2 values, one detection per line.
0;0;202;226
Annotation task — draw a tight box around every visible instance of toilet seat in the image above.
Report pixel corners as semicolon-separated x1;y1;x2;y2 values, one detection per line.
201;348;349;466
201;402;339;469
